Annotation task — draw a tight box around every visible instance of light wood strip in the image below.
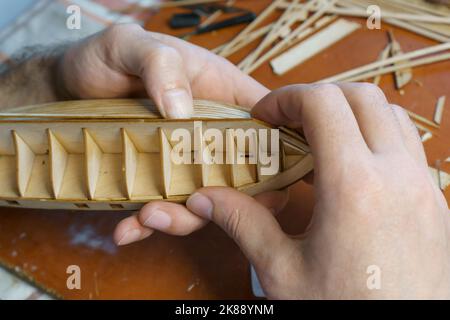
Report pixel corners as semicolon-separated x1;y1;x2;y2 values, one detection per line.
159;128;172;198
47;129;68;199
83;129;102;200
121;129;138;199
12;131;35;197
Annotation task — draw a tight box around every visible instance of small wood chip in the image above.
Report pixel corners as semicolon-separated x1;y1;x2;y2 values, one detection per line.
429;167;450;191
434;95;446;125
421;132;433;142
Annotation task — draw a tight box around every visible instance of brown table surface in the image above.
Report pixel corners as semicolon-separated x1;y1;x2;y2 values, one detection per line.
0;0;448;299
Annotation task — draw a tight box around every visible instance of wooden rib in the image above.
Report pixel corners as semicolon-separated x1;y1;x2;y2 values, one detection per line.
159;128;172;198
121;129;138;199
434;96;446;125
12;131;35;197
48;129;68;199
226;129;238;187
193;122;210;187
83;129;102;200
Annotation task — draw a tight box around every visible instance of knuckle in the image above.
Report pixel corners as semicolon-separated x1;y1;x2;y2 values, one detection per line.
144;45;182;68
104;23;142;40
353;82;385;98
308;83;343;98
223;207;244;240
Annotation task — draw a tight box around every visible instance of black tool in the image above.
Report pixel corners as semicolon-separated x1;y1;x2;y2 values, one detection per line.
169;12;201;29
179;11;256;39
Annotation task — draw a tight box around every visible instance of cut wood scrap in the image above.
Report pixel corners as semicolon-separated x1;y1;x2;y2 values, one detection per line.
429;167;450;191
270;19;360;75
421;132;433;142
244;0;338;74
434;95;446;124
388;30;413;89
317;42;450;83
373;43;392;85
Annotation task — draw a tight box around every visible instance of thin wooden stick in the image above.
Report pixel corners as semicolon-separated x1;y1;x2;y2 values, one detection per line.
343;52;450;82
317;42;450;83
339;0;450;42
245;0;338;74
407;110;440;129
278;3;450;23
239;0;304;70
218;0;282;56
214;23;274;57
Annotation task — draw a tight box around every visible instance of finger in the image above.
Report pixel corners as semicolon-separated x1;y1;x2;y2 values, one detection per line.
106;24;193;118
251;84;371;171
337;83;405;153
147;31;269;108
390;104;428;166
138;201;208;236
253;190;290;214
114;214;154;246
186;187;296;272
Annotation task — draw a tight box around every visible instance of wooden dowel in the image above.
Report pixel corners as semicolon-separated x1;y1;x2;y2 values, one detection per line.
317;42;450;83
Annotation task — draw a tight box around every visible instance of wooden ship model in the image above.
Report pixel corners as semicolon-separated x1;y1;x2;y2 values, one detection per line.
0;99;313;211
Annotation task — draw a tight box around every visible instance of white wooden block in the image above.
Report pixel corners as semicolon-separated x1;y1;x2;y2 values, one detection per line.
270;19;361;75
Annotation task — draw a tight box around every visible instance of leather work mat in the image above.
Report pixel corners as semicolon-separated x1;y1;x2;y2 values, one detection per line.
0;0;448;299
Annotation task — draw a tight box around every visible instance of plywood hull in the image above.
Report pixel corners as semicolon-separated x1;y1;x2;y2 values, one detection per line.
0;99;313;211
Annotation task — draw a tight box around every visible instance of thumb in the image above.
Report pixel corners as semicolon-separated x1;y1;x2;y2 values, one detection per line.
186;187;294;270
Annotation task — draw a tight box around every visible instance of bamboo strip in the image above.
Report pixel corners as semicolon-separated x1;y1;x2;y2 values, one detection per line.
278;1;450;23
317;42;450;83
407;110;440;129
245;0;337;74
339;0;450;42
239;0;304;70
388;30;413;89
218;0;282;56
342;52;450;82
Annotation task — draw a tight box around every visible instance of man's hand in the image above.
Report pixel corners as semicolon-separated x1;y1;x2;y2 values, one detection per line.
179;83;449;299
60;24;268;117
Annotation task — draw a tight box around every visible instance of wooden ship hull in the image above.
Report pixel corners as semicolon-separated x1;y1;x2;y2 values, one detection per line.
0;99;313;211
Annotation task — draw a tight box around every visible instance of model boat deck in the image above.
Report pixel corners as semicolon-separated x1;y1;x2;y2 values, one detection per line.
0;99;313;211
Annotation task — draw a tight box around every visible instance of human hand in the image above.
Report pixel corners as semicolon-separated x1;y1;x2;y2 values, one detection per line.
68;24;273;245
60;24;268;117
182;83;450;299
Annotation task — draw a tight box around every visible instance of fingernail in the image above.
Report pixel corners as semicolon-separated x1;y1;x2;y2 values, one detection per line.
117;229;141;246
143;210;172;230
162;88;193;119
186;193;213;219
